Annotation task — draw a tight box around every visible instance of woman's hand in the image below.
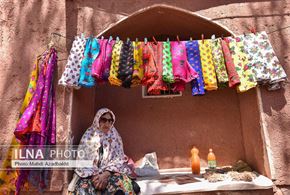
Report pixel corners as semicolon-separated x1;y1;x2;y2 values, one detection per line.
92;171;111;190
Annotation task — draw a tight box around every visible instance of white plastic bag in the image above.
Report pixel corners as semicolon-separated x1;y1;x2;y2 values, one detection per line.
135;152;160;177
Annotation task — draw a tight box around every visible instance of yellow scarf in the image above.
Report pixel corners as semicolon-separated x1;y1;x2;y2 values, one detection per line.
198;40;218;90
109;41;123;86
0;57;39;193
227;37;257;92
131;41;143;87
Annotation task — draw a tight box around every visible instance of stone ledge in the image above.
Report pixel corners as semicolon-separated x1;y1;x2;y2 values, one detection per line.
136;168;273;195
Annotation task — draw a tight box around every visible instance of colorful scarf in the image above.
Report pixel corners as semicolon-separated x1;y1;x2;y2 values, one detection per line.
58;35;86;89
226;37;257;93
131;41;144;87
241;31;287;90
211;38;229;87
0;55;42;194
162;41;174;83
13;49;57;194
198;40;218;90
109;41;123;86
14;49;57;145
91;39;115;83
79;38;100;87
118;40;134;88
147;42;169;94
185;40;205;95
171;41;198;92
221;38;240;88
141;43;158;86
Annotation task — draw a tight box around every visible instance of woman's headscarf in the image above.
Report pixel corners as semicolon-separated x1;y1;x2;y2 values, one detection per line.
75;108;132;178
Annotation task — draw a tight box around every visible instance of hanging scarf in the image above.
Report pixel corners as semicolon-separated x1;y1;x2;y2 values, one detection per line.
198;39;218;90
226;37;257;93
171;41;198;92
118;40;134;88
241;31;287;90
185;40;205;95
211;38;229;87
58;35;86;89
91;39;115;83
14;49;57;145
79;37;100;87
109;41;123;86
0;55;42;194
147;42;168;94
162;41;174;83
141;42;158;86
13;49;57;194
220;38;240;88
131;41;144;87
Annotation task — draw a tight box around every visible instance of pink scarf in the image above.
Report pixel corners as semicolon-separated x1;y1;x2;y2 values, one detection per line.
171;41;198;92
92;39;115;83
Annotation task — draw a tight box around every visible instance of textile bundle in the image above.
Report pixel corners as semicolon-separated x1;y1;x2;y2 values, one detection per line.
59;31;287;95
0;48;58;194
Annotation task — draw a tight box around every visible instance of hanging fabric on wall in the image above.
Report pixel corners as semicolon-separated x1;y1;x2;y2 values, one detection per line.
79;37;99;87
220;38;241;88
58;31;287;94
171;41;198;92
198;39;218;91
226;37;257;93
11;48;58;194
92;39;115;83
0;55;42;194
147;42;169;94
211;38;229;88
185;40;205;95
131;41;144;87
118;40;134;88
58;34;86;89
162;41;174;84
241;31;287;90
141;42;158;86
109;40;123;86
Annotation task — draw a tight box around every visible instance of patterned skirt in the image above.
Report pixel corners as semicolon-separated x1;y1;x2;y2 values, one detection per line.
72;173;136;195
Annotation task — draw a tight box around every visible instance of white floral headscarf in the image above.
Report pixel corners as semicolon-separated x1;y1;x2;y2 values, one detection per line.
75;108;132;178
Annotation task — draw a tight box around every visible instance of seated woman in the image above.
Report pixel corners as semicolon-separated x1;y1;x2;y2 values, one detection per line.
68;108;139;195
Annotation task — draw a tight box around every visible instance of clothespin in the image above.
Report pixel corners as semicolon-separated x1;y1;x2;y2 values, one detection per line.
176;35;180;43
144;37;148;45
152;36;157;45
109;36;113;42
211;34;216;40
101;36;104;40
81;33;85;39
201;34;204;44
248;25;257;34
116;36;120;42
127;37;130;43
190;37;193;41
135;37;138;42
167;37;170;42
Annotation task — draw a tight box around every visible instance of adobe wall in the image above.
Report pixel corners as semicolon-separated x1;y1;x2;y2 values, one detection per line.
0;0;289;193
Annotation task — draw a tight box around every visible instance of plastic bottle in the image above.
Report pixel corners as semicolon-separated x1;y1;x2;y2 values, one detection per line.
191;146;200;175
207;148;217;169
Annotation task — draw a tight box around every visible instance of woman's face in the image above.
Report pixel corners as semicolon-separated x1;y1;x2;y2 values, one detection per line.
99;112;113;133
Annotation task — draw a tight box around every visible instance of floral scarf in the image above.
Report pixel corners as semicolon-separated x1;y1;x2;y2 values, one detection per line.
75;108;132;178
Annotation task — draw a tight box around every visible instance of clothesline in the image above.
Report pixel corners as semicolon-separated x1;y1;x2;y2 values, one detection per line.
58;31;287;95
52;24;290;45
